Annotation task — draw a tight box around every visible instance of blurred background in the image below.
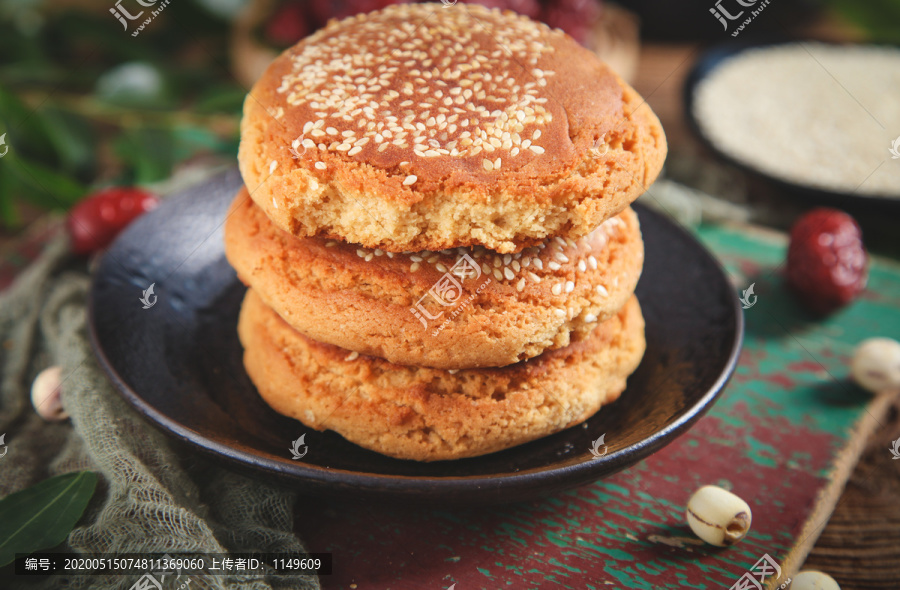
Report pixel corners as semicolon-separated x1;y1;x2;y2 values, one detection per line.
0;0;898;245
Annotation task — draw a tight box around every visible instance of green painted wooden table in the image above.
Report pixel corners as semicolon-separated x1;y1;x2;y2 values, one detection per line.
296;220;900;589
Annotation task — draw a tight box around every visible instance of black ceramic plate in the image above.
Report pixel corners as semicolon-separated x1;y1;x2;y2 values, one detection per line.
88;169;743;504
684;41;900;214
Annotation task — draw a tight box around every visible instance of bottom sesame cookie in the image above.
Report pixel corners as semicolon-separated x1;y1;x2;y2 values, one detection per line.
224;188;644;370
238;288;646;462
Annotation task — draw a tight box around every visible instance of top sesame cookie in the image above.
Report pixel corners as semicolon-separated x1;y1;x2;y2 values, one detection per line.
238;3;666;254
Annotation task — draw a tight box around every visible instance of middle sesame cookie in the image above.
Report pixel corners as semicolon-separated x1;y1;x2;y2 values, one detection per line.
224;187;644;370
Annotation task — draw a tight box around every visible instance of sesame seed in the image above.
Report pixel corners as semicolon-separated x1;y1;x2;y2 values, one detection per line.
272;197;278;209
269;160;277;174
554;308;566;318
386;252;394;258
482;263;492;275
493;269;503;281
503;254;512;266
585;313;598;323
596;285;608;296
483;159;494;171
588;255;598;270
565;281;574;293
325;241;337;247
365;253;374;262
516;278;526;292
410;255;423;262
428;255;439;263
348;146;363;156
578;260;587;272
374;249;384;256
551;283;562;295
528;271;541;283
403;175;417;185
345;351;359;361
530;145;545;154
356;249;367;258
503;267;514;280
522;257;531;268
555;237;567;247
533;258;544;270
410;262;420;272
512;260;521;272
315;161;326;170
555;252;569;263
436;262;448;273
548;261;561;271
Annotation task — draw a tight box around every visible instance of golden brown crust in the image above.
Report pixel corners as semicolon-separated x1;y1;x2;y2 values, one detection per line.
238;288;646;461
237;3;666;253
224;189;644;369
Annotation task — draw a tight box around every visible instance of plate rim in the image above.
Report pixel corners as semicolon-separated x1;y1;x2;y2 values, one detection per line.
87;175;744;499
683;38;900;210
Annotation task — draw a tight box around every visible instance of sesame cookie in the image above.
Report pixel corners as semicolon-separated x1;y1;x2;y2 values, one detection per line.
238;288;646;461
224;188;644;369
238;3;666;254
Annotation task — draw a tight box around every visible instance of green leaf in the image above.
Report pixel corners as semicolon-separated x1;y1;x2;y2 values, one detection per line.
193;85;246;114
0;84;55;159
113;126;176;183
0;471;98;567
39;106;96;177
3;151;87;209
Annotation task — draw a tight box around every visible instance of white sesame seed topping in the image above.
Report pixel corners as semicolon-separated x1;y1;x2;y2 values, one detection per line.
548;261;561;271
503;267;515;281
565;281;574;293
436;262;448;273
345;351;359;361
528;271;541;283
588;255;598;270
532;259;543;270
585;313;598;323
493;269;503;281
410;262;420;272
364;253;374;262
403;175;418;186
551;283;562;295
516;278;526;292
554;308;566;318
269;160;277;174
555;252;569;263
596;285;609;296
315;161;326;170
274;5;558;180
578;260;587;272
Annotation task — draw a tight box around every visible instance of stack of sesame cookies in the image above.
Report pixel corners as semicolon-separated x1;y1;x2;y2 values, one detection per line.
225;4;666;462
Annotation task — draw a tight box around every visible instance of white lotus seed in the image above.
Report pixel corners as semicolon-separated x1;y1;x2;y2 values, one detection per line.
31;366;69;422
686;485;752;546
791;571;841;590
850;337;900;394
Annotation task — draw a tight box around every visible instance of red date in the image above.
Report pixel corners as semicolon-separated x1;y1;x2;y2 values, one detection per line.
67;187;159;255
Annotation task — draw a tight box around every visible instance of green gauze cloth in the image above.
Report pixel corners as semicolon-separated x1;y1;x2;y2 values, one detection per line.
0;232;320;590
